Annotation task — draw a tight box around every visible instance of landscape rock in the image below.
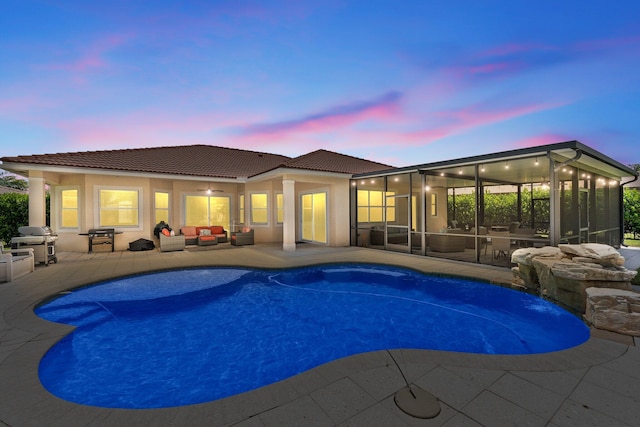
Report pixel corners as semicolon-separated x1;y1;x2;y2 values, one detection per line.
558;243;626;267
511;246;564;266
511;244;637;315
584;288;640;336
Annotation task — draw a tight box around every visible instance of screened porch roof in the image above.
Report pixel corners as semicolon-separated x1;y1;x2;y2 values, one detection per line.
352;141;638;187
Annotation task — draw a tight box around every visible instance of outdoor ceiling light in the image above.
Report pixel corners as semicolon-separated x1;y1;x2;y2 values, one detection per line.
425;185;431;191
541;177;549;190
458;170;463;174
535;157;539;166
480;164;485;172
505;161;510;169
199;184;223;194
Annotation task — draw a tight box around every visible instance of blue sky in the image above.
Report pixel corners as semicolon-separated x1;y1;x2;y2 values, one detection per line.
2;0;639;167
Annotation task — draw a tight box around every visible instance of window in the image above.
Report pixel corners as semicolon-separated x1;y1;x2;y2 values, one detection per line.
239;194;245;224
356;190;395;223
98;189;140;227
386;193;396;222
276;193;284;224
155;192;169;225
412;195;417;231
431;193;438;216
185;195;231;231
60;188;79;228
250;193;268;225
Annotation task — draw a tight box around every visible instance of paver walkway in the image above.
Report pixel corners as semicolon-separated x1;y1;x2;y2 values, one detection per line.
1;244;639;426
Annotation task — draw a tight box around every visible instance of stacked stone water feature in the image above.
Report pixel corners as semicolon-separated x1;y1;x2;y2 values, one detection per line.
511;243;639;336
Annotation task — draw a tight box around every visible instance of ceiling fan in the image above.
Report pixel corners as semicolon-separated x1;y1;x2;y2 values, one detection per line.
197;184;223;194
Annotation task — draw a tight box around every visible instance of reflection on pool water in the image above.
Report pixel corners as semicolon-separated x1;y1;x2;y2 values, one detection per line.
36;264;589;409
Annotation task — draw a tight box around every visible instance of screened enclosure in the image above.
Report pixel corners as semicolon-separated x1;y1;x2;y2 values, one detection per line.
350;141;636;267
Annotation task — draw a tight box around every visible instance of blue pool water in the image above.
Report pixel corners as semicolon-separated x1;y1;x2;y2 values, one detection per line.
36;264;589;409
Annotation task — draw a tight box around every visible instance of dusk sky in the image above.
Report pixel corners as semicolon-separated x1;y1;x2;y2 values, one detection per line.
2;1;639;168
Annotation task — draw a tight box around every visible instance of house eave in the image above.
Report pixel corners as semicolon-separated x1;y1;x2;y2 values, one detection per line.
0;162;245;184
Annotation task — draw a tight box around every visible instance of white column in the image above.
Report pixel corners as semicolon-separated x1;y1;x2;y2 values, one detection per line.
282;179;296;252
28;175;47;226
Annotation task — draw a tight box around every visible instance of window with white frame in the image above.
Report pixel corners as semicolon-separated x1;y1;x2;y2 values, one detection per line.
97;188;141;228
356;190;395;223
238;194;245;224
155;191;169;225
59;187;79;229
276;193;284;224
250;193;268;225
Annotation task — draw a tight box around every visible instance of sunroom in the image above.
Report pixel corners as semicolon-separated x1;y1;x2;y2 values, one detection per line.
350;141;638;267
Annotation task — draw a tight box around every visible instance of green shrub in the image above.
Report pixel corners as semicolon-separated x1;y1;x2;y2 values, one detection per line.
624;188;640;239
0;193;29;244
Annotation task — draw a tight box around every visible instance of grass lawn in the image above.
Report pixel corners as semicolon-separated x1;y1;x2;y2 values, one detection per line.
623;235;640;247
625;239;640;248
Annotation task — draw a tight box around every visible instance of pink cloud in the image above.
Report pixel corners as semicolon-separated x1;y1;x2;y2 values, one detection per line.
52;109;256;152
238;91;403;137
468;62;512;75
40;33;132;74
226;98;568;160
0;94;56;117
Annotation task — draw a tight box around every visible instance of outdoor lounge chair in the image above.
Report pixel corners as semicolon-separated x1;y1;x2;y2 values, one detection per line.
0;242;35;282
230;228;254;246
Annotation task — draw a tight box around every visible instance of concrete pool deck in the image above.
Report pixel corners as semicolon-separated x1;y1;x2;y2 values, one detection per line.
1;244;639;426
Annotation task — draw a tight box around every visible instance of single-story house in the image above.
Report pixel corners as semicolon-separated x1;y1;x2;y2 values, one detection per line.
0;145;390;253
1;140;637;267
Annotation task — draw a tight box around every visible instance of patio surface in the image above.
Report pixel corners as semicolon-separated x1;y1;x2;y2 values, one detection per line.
1;243;639;426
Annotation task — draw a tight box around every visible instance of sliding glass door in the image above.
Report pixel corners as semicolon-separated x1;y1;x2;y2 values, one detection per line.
301;192;327;243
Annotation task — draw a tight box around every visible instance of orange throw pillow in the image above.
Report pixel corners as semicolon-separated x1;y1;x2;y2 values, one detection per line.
161;228;171;236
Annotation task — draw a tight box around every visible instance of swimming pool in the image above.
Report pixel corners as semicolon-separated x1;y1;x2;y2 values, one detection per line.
36;264;589;409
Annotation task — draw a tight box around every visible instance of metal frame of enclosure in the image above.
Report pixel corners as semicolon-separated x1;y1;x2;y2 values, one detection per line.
350;141;638;267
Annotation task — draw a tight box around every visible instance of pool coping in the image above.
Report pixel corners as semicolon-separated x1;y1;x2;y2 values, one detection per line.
1;244;639;426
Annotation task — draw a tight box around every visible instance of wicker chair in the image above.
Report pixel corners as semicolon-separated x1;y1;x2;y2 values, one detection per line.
230;228;254;246
159;234;185;252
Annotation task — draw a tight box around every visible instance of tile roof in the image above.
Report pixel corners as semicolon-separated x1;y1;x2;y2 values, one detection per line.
282;149;392;174
1;145;290;179
0;145;392;179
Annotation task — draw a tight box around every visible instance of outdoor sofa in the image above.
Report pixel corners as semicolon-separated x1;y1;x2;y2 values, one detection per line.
180;226;228;244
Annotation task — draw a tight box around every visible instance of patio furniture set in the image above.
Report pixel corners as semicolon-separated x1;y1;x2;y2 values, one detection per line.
159;226;254;252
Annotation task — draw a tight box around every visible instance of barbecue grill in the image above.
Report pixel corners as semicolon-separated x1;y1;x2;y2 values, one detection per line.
11;226;58;265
